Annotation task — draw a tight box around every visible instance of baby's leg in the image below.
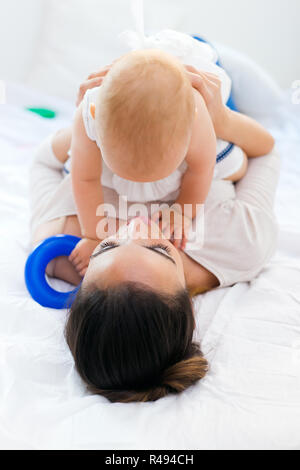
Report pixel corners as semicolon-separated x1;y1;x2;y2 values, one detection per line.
225;151;248;182
215;144;248;183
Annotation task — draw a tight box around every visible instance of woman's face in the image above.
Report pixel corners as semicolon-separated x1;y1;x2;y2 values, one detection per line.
83;217;186;294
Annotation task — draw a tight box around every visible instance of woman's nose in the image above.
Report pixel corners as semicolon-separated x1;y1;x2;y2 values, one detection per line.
116;216;164;241
126;217;150;239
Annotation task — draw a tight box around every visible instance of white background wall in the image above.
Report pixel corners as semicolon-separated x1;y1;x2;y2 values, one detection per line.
0;0;44;81
0;0;299;90
178;0;300;88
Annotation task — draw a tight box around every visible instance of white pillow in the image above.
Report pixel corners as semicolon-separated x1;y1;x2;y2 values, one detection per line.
26;0;183;102
215;43;284;119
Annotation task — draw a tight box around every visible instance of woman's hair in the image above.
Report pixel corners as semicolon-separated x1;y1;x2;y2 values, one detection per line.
65;282;208;403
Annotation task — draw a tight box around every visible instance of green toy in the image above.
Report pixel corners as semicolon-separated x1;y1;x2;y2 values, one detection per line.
27;108;57;119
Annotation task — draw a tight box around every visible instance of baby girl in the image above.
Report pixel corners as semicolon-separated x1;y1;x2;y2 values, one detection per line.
57;31;274;276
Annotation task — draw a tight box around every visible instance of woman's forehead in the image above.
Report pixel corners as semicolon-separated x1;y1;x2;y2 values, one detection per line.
84;243;181;292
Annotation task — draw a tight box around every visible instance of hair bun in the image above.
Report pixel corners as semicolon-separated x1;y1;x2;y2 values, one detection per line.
162;352;209;393
90;351;208;404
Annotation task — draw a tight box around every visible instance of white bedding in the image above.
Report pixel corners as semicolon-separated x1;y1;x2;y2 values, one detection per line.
0;82;300;450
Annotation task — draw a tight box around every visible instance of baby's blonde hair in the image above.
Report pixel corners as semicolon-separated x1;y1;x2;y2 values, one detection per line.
95;49;195;181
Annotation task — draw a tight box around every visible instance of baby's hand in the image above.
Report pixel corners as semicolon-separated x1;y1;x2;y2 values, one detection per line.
152;208;193;251
69;238;100;277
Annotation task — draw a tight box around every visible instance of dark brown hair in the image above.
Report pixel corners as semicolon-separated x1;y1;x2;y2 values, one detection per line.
65;282;208;403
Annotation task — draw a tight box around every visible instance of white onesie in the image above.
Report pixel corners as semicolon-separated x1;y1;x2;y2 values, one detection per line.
77;30;245;203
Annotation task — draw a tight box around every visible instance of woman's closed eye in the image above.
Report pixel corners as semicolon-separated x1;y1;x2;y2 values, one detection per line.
90;240;176;264
90;240;119;256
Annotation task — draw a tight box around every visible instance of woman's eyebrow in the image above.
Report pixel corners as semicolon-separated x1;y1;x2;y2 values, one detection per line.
91;244;176;265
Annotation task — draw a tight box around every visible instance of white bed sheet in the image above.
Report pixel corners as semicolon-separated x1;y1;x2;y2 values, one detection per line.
0;83;300;450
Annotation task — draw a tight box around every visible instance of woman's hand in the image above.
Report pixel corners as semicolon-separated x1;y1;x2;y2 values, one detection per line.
184;65;230;138
185;65;275;155
76;66;111;106
76;55;126;106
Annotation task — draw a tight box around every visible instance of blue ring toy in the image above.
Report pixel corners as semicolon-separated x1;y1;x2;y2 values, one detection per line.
25;235;82;309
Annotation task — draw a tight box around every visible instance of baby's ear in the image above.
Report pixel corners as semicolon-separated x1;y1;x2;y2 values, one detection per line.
90;103;96;120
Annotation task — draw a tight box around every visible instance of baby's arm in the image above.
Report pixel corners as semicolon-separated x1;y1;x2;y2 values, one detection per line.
69;104;107;275
176;94;216;215
71;103;104;240
161;94;216;250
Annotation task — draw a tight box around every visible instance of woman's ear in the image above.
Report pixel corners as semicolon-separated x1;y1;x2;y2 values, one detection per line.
90;103;96;120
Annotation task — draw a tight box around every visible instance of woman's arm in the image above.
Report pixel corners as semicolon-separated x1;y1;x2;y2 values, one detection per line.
234;150;280;211
184;66;275;157
218;109;275;157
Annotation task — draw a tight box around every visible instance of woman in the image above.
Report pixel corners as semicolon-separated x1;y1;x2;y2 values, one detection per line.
29;65;280;403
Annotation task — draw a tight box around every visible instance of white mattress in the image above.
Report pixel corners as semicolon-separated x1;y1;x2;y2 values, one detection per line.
0;83;300;450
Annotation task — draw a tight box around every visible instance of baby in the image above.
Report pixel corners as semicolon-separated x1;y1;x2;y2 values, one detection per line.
62;43;274;276
72;50;217;242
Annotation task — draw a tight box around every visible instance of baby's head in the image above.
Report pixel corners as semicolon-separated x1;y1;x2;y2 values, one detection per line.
91;49;196;182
